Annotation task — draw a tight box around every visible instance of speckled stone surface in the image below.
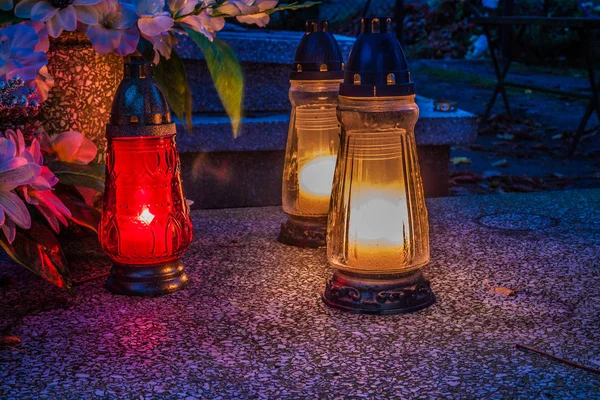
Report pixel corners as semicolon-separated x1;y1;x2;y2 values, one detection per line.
1;190;599;398
176;30;355;64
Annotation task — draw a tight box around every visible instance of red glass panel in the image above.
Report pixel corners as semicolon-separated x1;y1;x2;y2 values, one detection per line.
99;135;193;265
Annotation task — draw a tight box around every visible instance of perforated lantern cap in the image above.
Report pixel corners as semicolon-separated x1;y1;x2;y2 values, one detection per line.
339;17;415;97
290;20;344;81
106;59;176;138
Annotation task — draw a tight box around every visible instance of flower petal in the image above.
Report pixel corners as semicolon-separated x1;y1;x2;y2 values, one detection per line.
55;6;78;32
74;5;99;24
50;131;84;162
134;0;167;16
0;138;16;163
114;26;140;57
3;129;26;156
2;23;39;49
236;13;270;27
13;0;39;18
28;175;52;191
87;25;119;55
46;16;65;38
33;65;54;102
0;191;31;229
0;162;41;190
217;2;241;16
73;137;97;165
138;15;174;37
73;0;101;5
257;0;277;11
41;166;59;187
169;0;187;13
30;1;59;22
112;3;138;29
36;131;53;155
2;220;16;243
22;20;50;52
27;139;43;165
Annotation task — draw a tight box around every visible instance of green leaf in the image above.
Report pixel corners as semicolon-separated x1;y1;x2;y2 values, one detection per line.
47;161;105;192
152;50;193;129
54;189;101;234
0;220;71;290
185;29;244;137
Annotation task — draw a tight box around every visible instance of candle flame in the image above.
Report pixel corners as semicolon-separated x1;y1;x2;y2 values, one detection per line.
138;208;155;225
299;155;337;198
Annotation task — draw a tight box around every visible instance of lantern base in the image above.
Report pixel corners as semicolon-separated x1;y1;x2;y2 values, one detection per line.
278;215;327;248
105;259;188;296
323;269;435;315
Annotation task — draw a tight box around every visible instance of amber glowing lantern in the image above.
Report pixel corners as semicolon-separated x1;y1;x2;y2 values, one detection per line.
279;20;344;248
323;17;435;314
99;59;193;296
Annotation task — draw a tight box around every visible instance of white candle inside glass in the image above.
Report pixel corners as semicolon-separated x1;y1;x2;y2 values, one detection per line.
347;187;410;272
298;155;337;214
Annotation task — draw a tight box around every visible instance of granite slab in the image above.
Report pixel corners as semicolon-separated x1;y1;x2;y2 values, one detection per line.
1;189;599;398
176;28;357;114
175;96;477;153
175;30;355;64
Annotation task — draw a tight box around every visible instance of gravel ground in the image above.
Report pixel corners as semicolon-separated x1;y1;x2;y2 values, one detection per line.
1;189;599;398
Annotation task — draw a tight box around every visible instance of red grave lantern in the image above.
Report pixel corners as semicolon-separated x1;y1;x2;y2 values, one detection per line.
99;59;193;296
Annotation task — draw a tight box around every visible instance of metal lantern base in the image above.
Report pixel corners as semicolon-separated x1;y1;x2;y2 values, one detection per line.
105;259;188;296
323;269;435;315
278;215;327;248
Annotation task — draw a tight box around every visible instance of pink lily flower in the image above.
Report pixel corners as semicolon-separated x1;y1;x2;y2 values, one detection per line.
5;129;72;234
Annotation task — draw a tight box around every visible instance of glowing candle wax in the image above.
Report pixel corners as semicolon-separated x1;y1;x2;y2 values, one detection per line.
346;188;411;272
298;155;337;214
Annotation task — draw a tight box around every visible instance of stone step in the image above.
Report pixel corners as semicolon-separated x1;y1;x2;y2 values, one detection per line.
176;30;355;114
176;96;477;208
175;96;477;153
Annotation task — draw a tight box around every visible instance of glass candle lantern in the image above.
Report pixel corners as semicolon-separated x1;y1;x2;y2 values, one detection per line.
279;20;344;248
323;17;435;314
99;60;193;296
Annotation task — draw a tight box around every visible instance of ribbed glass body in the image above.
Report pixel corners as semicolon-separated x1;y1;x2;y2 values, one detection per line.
282;80;342;218
327;95;429;275
99;135;193;265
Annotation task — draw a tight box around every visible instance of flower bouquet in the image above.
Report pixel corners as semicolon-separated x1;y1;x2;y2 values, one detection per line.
0;0;317;291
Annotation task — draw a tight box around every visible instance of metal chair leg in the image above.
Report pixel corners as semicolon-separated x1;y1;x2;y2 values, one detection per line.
571;29;600;155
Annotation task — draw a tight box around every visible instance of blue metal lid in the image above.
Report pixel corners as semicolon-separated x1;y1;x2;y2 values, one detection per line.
290;20;344;81
339;17;415;97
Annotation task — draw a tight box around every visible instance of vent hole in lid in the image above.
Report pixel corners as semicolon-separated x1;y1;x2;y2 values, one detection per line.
371;18;380;33
385;17;393;33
